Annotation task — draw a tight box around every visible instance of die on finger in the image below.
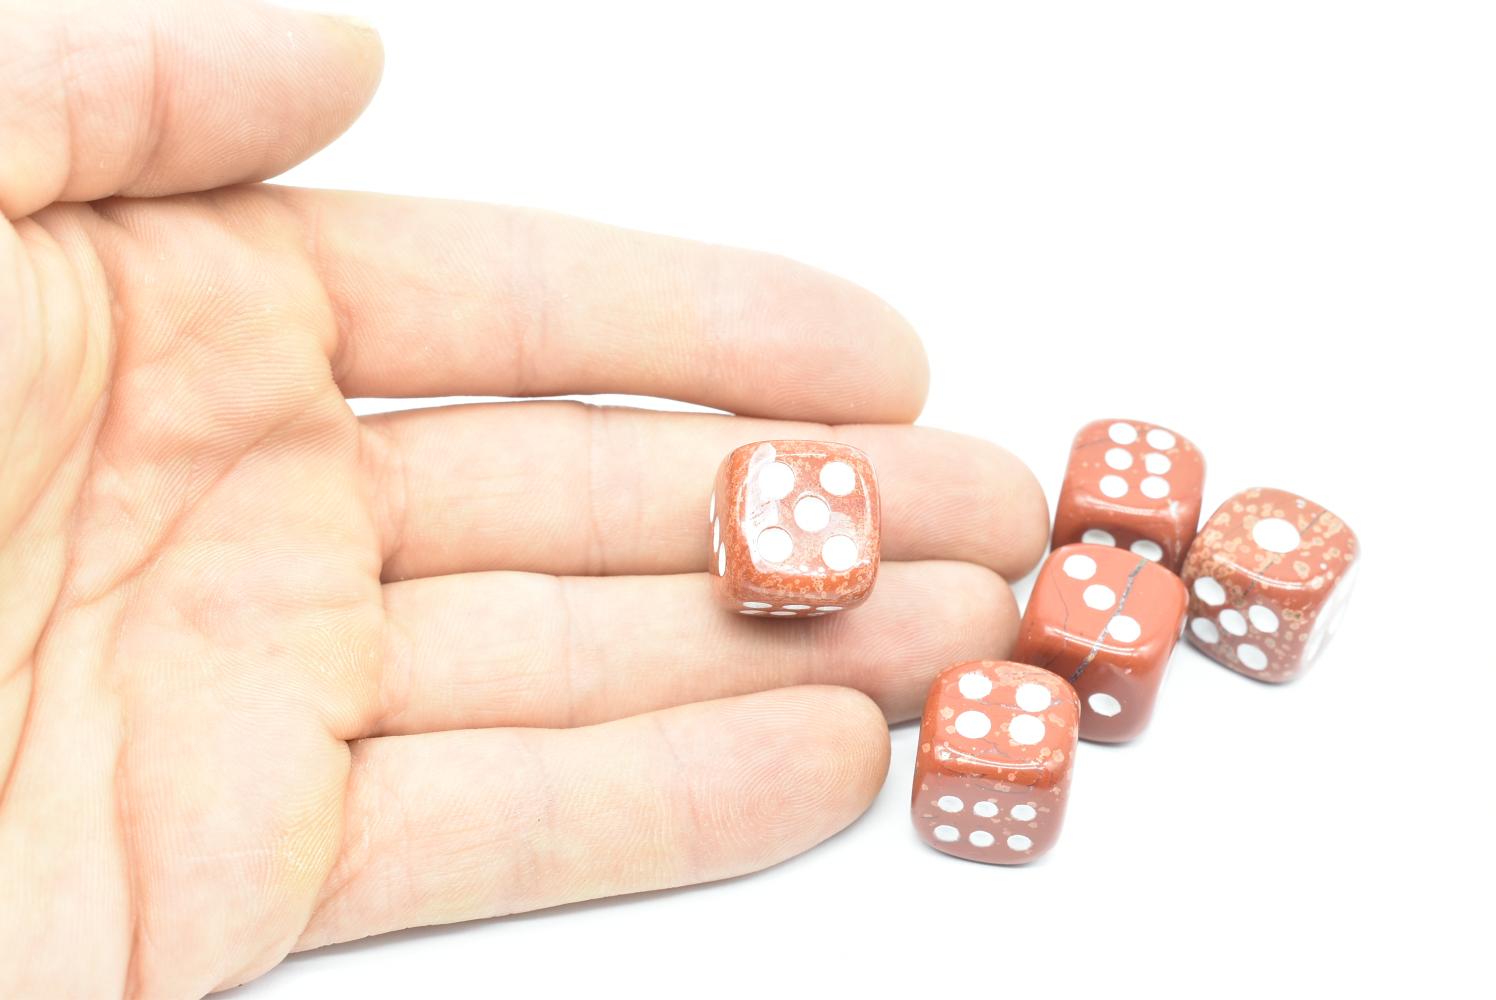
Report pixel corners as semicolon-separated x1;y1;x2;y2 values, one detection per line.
1051;419;1205;572
708;440;880;618
1182;487;1359;683
1014;543;1188;743
912;661;1080;864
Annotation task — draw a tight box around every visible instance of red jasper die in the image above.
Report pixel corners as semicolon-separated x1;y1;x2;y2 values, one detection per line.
1014;543;1188;742
912;661;1079;864
1182;487;1359;683
1052;419;1205;572
709;440;880;617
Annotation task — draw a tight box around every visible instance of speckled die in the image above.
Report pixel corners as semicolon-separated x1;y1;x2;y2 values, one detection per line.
1015;543;1188;743
912;661;1080;864
1182;487;1359;683
708;440;880;618
1052;419;1205;572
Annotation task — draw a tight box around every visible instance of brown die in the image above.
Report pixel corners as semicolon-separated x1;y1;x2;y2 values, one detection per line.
1015;543;1188;742
912;661;1080;864
1182;487;1359;683
709;440;880;617
1051;419;1205;572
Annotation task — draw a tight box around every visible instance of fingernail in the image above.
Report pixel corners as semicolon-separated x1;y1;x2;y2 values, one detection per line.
320;11;378;35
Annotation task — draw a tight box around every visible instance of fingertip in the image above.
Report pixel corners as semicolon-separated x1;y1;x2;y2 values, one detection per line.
853;293;930;423
953;434;1052;579
828;280;930;424
1001;457;1053;579
268;4;386;146
782;685;891;835
848;562;1019;721
846;427;1048;579
810;685;894;786
724;252;929;424
117;0;388;199
989;571;1023;664
935;561;1021;660
709;687;888;869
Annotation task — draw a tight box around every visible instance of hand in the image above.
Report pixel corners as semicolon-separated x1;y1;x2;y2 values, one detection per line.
0;1;1047;995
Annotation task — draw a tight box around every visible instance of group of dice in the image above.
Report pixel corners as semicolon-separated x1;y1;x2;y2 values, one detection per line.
706;422;1359;865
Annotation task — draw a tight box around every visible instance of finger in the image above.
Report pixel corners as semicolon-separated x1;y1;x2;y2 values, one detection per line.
298;686;889;949
265;188;929;421
369;560;1017;737
364;402;1049;581
0;0;382;219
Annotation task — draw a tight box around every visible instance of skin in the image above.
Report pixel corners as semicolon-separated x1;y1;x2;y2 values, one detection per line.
0;1;1049;996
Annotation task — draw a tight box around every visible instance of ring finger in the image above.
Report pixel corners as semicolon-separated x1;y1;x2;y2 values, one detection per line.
368;559;1019;737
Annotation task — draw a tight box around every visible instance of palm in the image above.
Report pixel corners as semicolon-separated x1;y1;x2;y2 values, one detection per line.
2;189;385;992
0;3;1045;996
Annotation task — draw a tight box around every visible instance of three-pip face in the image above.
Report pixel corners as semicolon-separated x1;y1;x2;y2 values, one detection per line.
709;440;880;617
1015;543;1188;742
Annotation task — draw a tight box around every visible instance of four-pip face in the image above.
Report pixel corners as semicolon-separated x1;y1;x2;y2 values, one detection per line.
709;440;880;617
912;661;1080;864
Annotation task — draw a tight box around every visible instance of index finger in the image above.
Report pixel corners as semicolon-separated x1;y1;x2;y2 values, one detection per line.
267;188;930;423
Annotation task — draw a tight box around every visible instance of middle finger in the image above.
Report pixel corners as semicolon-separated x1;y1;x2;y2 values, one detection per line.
362;401;1049;582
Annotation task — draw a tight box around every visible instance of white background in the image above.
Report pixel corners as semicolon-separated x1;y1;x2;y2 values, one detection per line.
248;1;1491;995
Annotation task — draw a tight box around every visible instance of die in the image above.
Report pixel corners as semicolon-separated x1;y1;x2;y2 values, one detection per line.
1182;487;1359;683
1051;419;1205;572
1014;543;1188;742
709;440;880;617
912;661;1080;864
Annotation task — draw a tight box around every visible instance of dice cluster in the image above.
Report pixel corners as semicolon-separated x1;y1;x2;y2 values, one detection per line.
914;418;1359;864
705;427;1359;866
